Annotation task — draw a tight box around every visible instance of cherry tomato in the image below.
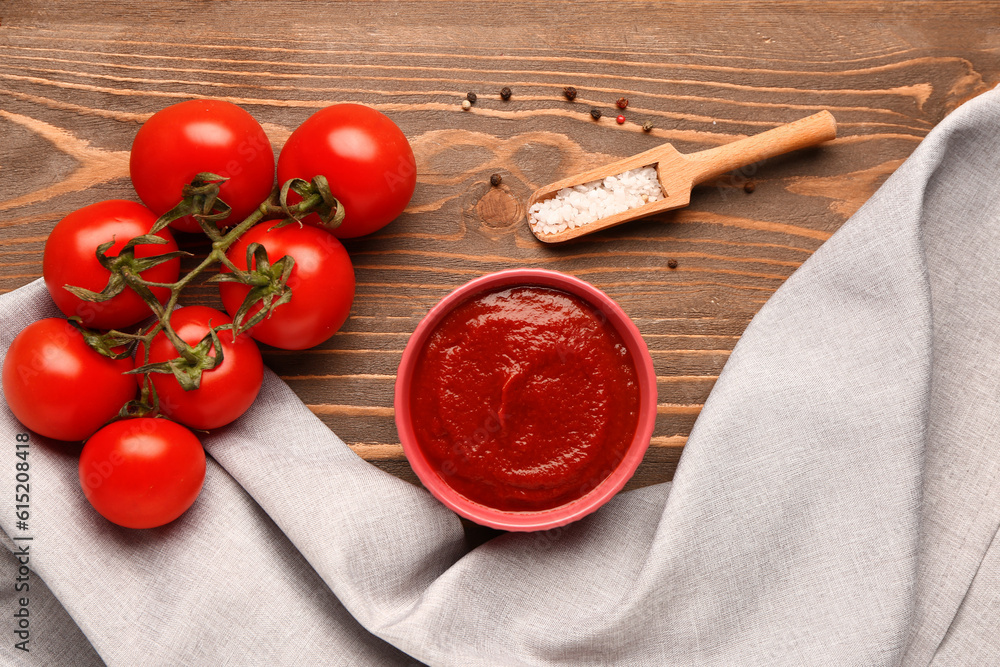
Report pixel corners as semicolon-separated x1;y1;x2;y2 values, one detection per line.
43;200;180;330
276;103;416;238
129;99;275;234
2;318;136;441
218;224;355;350
136;306;263;430
79;418;206;529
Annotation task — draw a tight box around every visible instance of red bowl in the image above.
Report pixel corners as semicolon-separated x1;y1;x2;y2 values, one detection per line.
394;269;657;531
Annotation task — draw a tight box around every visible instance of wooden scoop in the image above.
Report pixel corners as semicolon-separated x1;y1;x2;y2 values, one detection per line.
527;110;837;243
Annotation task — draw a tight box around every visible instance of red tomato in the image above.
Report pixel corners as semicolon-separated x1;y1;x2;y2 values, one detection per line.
276;103;416;238
2;318;136;441
136;306;263;430
43;200;180;330
79;418;206;529
218;223;355;350
129;99;275;234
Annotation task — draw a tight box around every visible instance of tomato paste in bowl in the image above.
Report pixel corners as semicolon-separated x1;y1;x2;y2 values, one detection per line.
395;269;657;531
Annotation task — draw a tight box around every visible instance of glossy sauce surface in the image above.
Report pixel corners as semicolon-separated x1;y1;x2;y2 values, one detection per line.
410;285;641;511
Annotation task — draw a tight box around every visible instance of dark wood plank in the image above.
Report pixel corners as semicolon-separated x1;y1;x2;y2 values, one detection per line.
0;1;997;492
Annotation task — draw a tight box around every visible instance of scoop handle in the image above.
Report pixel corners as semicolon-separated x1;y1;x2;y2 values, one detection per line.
682;111;837;185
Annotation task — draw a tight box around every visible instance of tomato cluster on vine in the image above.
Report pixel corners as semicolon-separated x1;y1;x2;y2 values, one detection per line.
2;99;417;529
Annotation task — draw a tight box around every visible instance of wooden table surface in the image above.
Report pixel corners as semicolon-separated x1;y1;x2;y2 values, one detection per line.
1;2;997;497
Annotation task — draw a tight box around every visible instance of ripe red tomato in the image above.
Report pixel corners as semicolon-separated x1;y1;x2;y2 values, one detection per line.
136;306;263;430
79;418;206;529
276;103;416;238
218;223;355;350
2;318;136;441
129;99;275;234
43;200;180;330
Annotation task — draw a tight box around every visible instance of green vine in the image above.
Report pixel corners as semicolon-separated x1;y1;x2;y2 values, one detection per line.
68;173;344;419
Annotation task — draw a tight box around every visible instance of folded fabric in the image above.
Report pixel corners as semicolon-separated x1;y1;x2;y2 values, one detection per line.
2;86;1000;666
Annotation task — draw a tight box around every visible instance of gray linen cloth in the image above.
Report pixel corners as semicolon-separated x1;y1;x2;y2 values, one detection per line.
2;86;1000;665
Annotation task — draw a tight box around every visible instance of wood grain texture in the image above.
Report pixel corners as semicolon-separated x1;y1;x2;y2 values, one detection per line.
0;1;997;495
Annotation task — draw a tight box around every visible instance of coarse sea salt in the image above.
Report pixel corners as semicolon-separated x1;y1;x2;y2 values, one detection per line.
528;166;664;236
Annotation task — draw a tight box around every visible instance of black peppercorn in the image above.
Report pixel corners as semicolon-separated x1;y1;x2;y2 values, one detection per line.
590;108;602;120
667;259;679;269
563;86;577;101
467;92;477;103
744;181;756;194
500;86;512;101
490;173;502;187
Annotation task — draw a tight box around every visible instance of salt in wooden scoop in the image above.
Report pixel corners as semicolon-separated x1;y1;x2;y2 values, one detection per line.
527;111;837;243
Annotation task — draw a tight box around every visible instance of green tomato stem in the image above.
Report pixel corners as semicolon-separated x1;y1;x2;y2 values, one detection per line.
86;179;334;417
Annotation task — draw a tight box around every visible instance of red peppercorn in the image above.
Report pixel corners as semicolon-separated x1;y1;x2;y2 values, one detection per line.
616;114;625;125
616;97;629;109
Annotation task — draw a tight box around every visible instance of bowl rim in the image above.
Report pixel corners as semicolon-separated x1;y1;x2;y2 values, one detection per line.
394;268;658;531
